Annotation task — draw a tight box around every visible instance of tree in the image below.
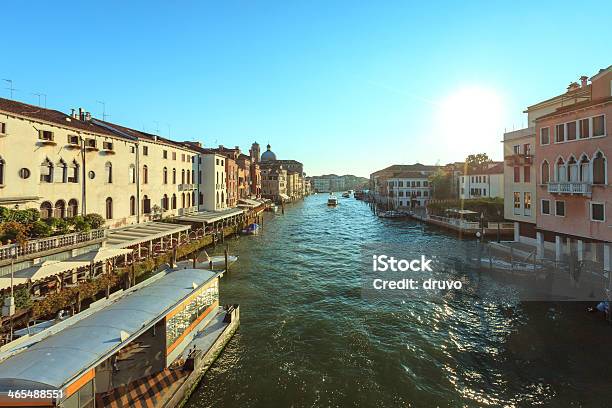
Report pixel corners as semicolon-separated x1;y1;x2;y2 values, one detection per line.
465;153;492;172
84;213;105;230
429;169;453;199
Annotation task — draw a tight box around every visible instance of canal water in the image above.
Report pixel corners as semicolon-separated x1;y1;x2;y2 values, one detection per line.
187;194;611;407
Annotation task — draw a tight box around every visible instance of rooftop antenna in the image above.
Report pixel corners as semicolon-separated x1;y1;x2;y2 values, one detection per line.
153;121;160;135
33;92;43;107
3;79;16;99
96;101;109;121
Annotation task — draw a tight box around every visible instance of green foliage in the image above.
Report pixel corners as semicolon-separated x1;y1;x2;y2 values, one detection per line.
84;213;105;229
29;220;53;238
428;169;453;199
69;216;91;232
465;153;492;171
0;207;40;223
427;197;504;221
14;287;32;309
0;206;104;242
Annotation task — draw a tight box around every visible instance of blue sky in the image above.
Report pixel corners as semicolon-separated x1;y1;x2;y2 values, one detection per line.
3;1;611;177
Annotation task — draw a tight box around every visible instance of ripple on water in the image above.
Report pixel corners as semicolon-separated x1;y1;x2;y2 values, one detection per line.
187;195;612;408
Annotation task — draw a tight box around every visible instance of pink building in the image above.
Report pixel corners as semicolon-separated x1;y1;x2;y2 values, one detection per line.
535;65;611;268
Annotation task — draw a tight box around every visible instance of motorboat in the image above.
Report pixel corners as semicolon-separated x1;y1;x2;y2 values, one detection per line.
242;223;260;235
341;192;350;198
327;194;339;206
266;204;278;213
183;250;238;270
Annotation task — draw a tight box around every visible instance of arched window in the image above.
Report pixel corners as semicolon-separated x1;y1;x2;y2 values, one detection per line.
541;160;549;184
0;156;5;185
199;192;203;205
181;192;185;208
181;169;185;184
162;194;169;210
129;165;136;184
567;156;578;182
163;167;168;184
187;170;191;184
130;196;136;216
68;160;79;183
54;200;66;218
171;194;177;209
216;191;219;205
221;191;224;204
579;155;590;183
172;168;176;184
593;151;607;185
40;201;53;219
555;157;566;182
192;191;196;207
105;162;113;183
143;165;148;184
40;158;53;183
58;159;67;183
105;197;113;219
186;192;191;207
67;199;78;217
142;195;151;214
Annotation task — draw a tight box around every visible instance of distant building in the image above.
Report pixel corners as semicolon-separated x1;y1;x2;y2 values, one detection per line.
387;172;432;208
459;162;504;199
369;164;439;205
257;144;305;201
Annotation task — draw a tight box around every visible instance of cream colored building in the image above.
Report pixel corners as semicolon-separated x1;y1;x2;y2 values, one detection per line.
261;166;287;202
199;153;227;211
459;163;504;200
503;127;537;244
0;98;198;228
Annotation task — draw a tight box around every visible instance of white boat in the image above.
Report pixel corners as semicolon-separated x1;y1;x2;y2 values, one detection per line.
181;250;239;269
341;192;350;198
266;204;278;213
378;210;409;218
327;194;339;206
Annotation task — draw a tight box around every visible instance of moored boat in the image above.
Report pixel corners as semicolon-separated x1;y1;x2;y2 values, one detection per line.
242;223;260;235
378;210;410;218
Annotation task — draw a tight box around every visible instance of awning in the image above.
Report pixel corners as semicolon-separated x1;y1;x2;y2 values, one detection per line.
238;198;261;208
279;194;290;201
174;208;244;224
106;222;190;248
72;247;133;263
446;209;478;215
0;277;29;291
0;260;90;290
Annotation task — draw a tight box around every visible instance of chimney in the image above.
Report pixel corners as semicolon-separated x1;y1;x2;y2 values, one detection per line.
78;108;85;121
567;82;580;91
71;108;77;119
580;75;588;87
85;112;92;121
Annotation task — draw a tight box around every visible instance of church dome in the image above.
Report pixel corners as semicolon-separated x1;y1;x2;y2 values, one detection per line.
261;144;277;161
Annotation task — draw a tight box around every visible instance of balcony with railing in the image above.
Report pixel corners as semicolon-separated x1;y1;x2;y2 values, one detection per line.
505;153;533;166
0;229;107;263
547;182;591;195
178;183;195;191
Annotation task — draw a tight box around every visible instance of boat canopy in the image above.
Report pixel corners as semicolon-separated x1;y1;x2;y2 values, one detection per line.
0;269;219;393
